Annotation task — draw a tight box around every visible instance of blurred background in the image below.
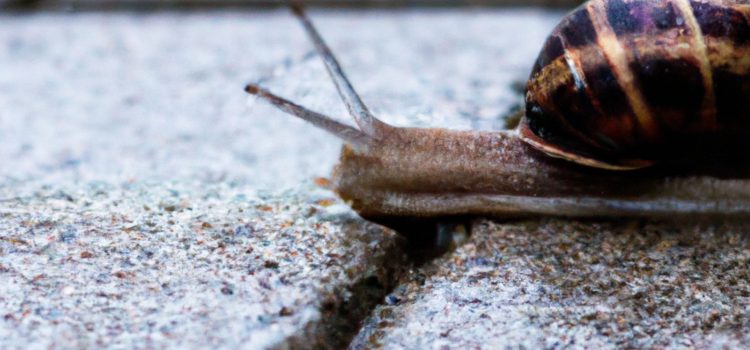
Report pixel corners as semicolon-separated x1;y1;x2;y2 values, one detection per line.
1;0;583;195
2;0;584;10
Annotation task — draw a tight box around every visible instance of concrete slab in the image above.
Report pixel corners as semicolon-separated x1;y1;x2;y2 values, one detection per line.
0;182;407;349
12;8;696;349
3;10;563;349
352;219;750;349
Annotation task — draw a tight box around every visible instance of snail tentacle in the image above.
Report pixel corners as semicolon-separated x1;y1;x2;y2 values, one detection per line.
292;4;391;136
245;84;372;147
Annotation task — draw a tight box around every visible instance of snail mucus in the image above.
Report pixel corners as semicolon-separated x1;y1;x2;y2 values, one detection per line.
247;1;750;222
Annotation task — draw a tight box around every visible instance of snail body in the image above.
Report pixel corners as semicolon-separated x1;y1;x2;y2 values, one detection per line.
247;3;750;220
523;0;750;169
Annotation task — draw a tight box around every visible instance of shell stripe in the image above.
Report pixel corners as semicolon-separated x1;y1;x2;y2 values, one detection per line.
674;0;719;129
528;53;609;151
547;7;623;151
524;0;750;169
691;1;750;128
563;49;586;91
691;1;750;46
557;28;616;149
560;7;599;48
556;8;609;120
531;35;750;131
588;0;660;141
557;8;641;150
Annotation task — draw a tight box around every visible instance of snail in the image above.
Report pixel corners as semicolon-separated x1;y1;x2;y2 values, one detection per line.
246;1;750;221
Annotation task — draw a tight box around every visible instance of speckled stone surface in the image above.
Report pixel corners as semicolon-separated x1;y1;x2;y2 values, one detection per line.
352;219;750;349
1;183;408;349
0;9;563;349
4;7;750;350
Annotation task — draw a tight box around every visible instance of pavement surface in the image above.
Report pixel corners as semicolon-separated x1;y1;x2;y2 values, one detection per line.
352;219;750;349
0;9;557;348
2;8;749;350
0;184;406;349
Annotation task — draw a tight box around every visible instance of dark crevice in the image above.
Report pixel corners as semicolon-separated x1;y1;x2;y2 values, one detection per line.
345;217;476;349
373;216;473;265
281;264;405;349
278;216;472;349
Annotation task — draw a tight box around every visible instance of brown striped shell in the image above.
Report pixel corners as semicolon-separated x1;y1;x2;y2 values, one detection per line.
520;0;750;170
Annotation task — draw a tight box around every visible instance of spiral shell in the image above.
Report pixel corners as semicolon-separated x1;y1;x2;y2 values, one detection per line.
521;0;750;169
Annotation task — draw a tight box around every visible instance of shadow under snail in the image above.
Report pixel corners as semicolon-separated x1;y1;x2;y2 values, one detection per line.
247;1;750;221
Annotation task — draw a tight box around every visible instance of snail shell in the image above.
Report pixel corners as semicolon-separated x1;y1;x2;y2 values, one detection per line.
521;0;750;170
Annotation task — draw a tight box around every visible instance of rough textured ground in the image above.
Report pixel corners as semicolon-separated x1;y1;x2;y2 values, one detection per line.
0;183;406;349
352;219;750;349
7;8;747;350
0;9;560;349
